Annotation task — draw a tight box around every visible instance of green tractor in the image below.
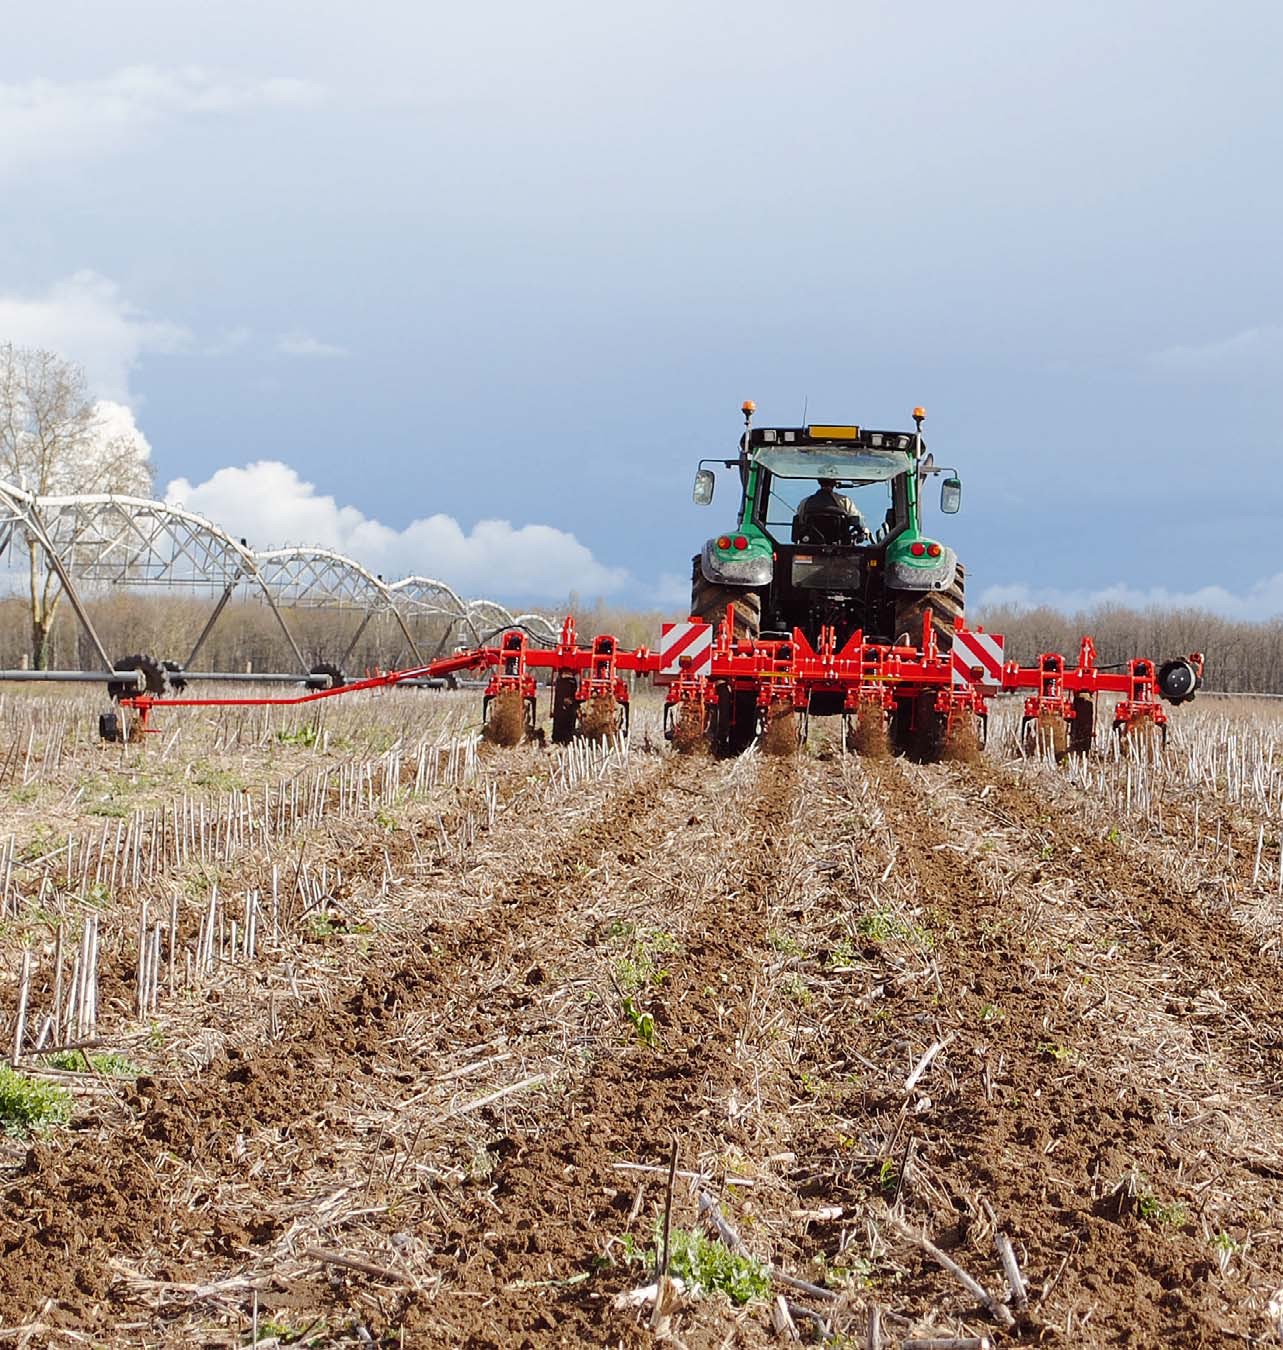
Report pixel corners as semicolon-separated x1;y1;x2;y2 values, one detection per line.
690;402;965;714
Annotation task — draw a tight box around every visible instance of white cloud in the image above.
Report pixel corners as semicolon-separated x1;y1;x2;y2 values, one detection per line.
276;331;347;358
0;66;326;177
978;576;1283;623
1147;324;1283;380
164;460;630;601
92;399;151;464
0;271;188;403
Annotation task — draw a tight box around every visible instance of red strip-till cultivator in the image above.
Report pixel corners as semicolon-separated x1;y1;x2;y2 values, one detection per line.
110;608;1203;760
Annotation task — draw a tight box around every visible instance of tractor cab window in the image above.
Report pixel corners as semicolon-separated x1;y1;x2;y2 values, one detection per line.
756;473;905;547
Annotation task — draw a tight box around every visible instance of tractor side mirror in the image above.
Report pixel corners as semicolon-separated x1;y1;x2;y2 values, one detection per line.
692;468;715;505
940;476;962;514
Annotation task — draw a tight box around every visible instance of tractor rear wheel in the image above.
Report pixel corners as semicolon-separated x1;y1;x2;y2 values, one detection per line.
893;561;965;651
690;555;760;640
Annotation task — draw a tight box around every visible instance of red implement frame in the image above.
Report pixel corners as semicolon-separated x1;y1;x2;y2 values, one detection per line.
117;610;1203;740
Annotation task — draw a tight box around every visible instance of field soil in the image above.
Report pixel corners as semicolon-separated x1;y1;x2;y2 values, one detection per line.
1;693;1281;1347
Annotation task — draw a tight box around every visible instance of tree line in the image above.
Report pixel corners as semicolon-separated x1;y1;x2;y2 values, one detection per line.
0;588;1276;694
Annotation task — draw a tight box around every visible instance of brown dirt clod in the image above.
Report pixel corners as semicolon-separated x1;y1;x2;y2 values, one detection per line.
482;688;527;746
760;707;799;756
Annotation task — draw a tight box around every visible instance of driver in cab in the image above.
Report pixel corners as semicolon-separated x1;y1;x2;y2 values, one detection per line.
793;479;867;544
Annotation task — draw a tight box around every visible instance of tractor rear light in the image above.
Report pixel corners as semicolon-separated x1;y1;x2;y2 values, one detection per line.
733;535;748;550
927;543;942;558
910;541;926;557
717;536;732;549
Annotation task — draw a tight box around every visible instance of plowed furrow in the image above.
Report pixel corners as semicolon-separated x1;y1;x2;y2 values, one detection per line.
0;750;675;1338
842;753;1263;1347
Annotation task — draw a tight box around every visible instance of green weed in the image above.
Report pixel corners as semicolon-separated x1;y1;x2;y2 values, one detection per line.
621;1223;770;1305
44;1050;139;1077
825;937;859;968
0;1066;72;1136
856;906;932;949
1212;1231;1238;1274
782;972;812;1006
620;997;657;1048
873;1158;899;1195
275;723;319;748
1138;1191;1188;1229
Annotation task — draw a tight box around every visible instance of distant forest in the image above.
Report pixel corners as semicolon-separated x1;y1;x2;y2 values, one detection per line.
0;592;1277;694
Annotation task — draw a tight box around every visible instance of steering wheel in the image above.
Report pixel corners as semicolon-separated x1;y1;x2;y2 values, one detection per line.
797;512;867;546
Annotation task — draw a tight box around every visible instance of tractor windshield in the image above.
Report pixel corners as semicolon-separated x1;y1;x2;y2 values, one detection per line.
754;446;911;480
755;468;908;546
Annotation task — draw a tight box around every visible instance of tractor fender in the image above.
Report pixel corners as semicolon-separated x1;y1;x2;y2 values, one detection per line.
700;539;773;587
884;546;958;593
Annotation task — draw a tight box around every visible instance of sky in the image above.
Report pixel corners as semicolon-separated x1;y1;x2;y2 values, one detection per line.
1;1;1281;616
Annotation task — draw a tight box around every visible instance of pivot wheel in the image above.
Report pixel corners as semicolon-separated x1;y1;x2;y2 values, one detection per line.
893;561;965;651
690;555;760;640
310;662;346;690
107;653;166;702
161;659;188;693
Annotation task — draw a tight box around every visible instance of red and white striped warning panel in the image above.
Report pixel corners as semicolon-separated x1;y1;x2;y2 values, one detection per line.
655;621;714;684
951;630;1005;689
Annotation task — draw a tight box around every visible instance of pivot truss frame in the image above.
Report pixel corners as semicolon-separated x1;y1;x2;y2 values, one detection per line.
0;480;559;676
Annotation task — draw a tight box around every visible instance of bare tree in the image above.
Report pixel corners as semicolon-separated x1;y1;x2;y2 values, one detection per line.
0;344;153;666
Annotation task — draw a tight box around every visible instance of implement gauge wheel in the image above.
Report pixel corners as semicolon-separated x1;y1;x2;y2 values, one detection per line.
893;561;965;651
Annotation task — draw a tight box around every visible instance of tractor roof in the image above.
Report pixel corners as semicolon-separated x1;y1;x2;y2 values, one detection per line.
747;425;917;453
747;426;915;481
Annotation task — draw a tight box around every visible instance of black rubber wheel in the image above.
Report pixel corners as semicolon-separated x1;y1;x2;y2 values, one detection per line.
551;674;578;745
310;662;346;690
712;682;758;758
691;555;761;640
1068;693;1095;755
893;561;965;651
161;659;188;693
108;654;166;702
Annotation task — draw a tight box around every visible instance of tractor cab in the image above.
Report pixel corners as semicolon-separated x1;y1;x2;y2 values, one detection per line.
692;408;965;651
